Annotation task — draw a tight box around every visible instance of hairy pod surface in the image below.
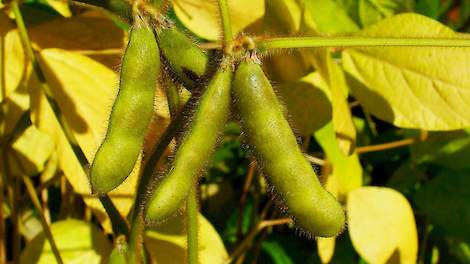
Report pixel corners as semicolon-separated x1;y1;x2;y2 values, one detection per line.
232;59;345;237
146;66;232;222
157;28;209;89
90;18;160;194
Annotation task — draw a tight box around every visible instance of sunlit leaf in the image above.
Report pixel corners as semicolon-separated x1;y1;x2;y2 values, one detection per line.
45;0;72;17
308;51;356;155
29;49;150;226
303;0;359;34
0;13;25;103
277;73;332;137
358;0;413;27
314;122;362;199
11;125;55;176
347;187;418;264
317;237;335;264
343;13;470;130
20;219;112;264
267;0;301;33
145;213;229;263
173;0;265;40
29;13;125;68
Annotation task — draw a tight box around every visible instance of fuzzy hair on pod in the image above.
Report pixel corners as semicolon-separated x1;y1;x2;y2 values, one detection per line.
232;57;345;237
146;65;232;222
90;16;160;194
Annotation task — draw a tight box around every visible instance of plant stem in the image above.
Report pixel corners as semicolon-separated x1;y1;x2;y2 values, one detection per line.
356;138;416;154
187;185;199;264
236;161;256;240
0;151;6;263
22;175;64;264
256;36;470;51
304;154;326;166
128;107;188;263
1;148;20;262
227;218;292;263
218;0;233;47
12;0;129;236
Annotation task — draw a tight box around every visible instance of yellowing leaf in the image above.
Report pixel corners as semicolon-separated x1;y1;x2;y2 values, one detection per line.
347;187;418;264
11;125;55;176
278;73;332;137
29;49;139;225
307;50;356;155
174;0;265;40
303;0;359;34
317;238;335;264
0;13;25;103
45;0;72;17
146;213;228;263
267;0;301;33
343;13;470;130
29;14;124;68
20;219;112;264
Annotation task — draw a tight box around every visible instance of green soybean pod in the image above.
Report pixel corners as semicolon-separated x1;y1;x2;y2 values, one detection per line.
157;27;209;89
90;17;160;194
146;65;232;222
232;59;345;237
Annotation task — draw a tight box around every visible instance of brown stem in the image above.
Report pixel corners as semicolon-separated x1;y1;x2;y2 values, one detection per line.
236;161;256;240
356;138;416;154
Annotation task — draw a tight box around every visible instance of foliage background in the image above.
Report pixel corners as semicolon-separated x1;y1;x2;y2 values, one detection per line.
0;0;470;263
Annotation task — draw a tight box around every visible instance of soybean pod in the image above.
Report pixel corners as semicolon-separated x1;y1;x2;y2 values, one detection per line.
157;27;209;90
90;16;160;194
232;58;345;237
146;63;232;222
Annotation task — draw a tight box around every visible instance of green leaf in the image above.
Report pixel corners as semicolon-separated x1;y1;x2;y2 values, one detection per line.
262;240;294;264
303;0;359;34
358;0;413;27
343;13;470;130
411;131;470;169
314;122;362;198
347;187;418;264
20;219;112;264
415;169;470;242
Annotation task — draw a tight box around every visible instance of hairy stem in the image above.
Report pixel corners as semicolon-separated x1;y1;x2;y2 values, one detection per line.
256;36;470;51
227;218;293;263
218;0;233;48
187;185;199;264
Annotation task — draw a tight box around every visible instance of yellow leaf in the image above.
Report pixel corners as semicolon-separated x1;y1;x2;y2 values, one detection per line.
146;213;229;263
174;0;265;40
266;0;301;33
29;49;142;225
343;13;470;130
45;0;72;17
317;237;335;264
11;125;55;176
347;187;418;264
277;73;332;137
29;13;125;68
0;13;25;103
306;49;356;155
20;219;111;264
